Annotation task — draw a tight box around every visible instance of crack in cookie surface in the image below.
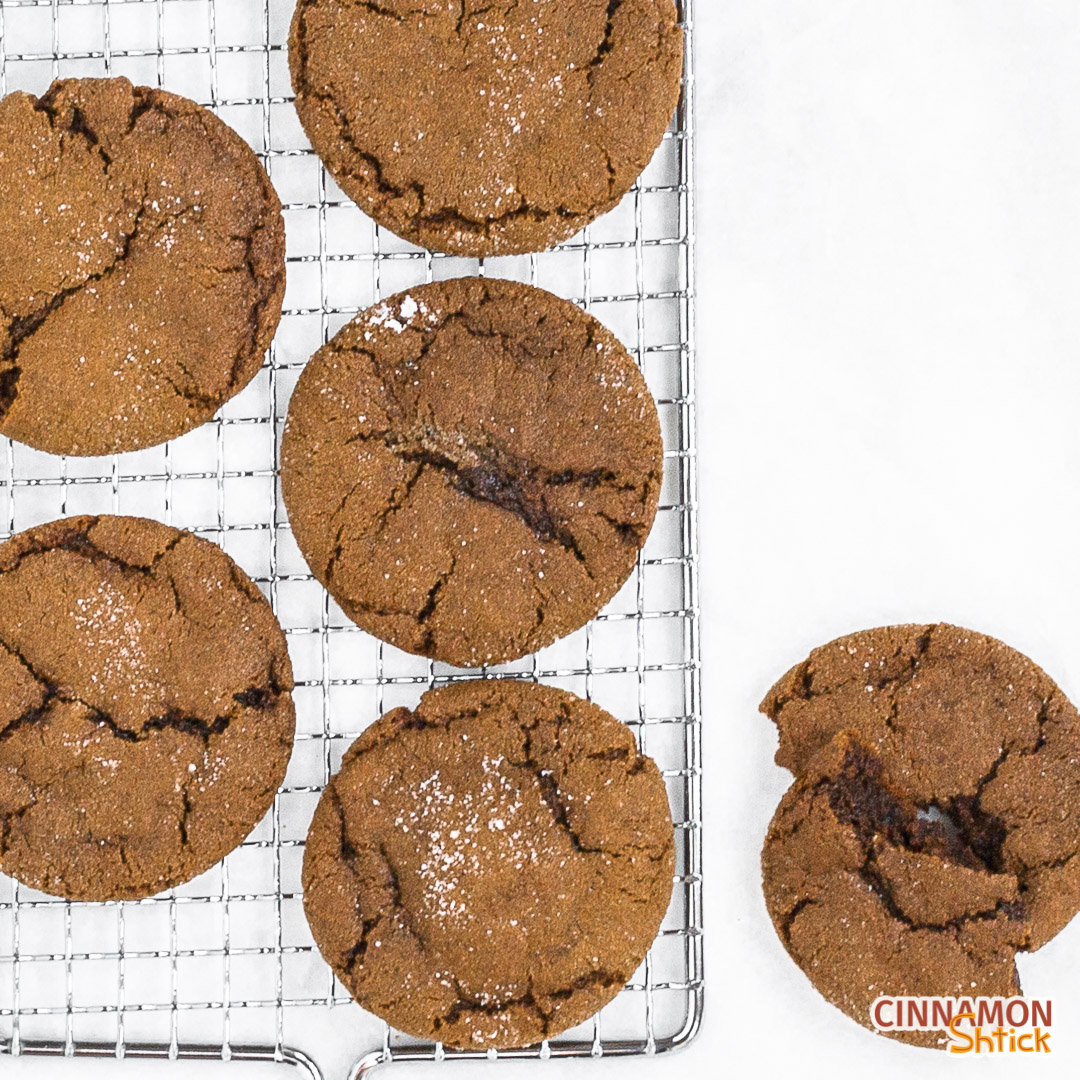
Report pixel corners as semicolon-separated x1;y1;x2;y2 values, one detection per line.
302;680;673;1049
0;76;285;455
0;515;295;901
288;0;683;255
761;623;1080;1048
281;277;663;668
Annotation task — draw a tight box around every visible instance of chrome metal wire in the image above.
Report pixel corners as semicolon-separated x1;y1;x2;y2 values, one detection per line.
0;2;700;1076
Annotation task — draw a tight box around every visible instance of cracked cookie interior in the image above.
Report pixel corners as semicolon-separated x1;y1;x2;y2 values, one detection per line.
763;732;1026;1049
0;76;285;456
0;515;295;900
288;0;684;256
280;277;663;669
302;679;675;1049
760;623;1080;1047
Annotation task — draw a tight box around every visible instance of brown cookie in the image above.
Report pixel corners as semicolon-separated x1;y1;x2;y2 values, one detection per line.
760;624;1080;1046
0;515;295;900
763;733;1026;1050
281;278;662;669
0;77;285;456
302;680;674;1049
289;0;684;256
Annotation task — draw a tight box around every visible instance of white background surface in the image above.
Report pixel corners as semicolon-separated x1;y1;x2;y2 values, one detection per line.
12;1;1080;1077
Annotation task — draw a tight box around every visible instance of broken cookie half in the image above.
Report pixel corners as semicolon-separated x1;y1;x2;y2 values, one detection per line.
760;623;1080;1047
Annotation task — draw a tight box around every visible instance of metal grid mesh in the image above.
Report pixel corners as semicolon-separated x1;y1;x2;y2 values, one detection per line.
0;2;700;1077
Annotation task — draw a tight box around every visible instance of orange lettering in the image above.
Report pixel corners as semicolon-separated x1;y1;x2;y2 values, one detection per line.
949;1012;975;1054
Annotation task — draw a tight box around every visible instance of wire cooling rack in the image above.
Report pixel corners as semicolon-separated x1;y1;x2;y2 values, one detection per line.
0;1;700;1077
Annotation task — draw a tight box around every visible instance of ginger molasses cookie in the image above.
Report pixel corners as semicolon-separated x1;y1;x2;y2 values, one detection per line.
0;77;285;456
302;680;675;1049
289;0;684;255
760;624;1080;1047
0;515;294;900
281;278;663;669
763;732;1026;1049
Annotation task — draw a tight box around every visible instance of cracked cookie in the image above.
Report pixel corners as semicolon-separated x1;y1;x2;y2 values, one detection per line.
0;77;285;456
280;278;663;669
302;679;675;1048
760;623;1080;1047
0;515;295;900
289;0;684;256
763;733;1026;1049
